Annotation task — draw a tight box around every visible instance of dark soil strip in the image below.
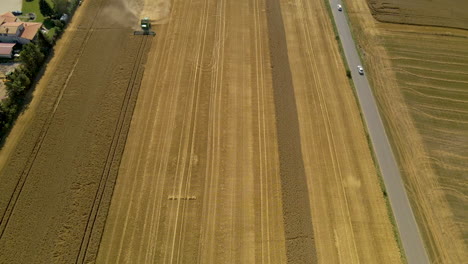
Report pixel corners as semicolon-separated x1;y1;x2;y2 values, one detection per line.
265;0;317;263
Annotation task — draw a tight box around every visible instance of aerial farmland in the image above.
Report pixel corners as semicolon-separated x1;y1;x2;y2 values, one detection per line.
0;0;464;263
345;0;468;262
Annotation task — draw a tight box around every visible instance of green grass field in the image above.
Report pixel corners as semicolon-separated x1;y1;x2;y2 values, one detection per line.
21;0;55;22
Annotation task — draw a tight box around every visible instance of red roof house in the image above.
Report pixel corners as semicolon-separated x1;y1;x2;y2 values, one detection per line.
0;12;42;44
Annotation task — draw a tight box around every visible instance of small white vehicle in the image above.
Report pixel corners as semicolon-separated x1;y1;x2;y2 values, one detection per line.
357;65;364;75
337;4;343;11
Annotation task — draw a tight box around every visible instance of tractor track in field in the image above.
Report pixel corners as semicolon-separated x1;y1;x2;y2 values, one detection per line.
0;0;108;239
75;36;151;264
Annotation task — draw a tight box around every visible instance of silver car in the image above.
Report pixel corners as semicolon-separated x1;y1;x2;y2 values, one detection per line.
357;65;364;75
337;4;343;11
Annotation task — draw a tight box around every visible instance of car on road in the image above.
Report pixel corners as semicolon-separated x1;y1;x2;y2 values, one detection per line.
337;4;342;11
12;11;22;16
357;65;364;75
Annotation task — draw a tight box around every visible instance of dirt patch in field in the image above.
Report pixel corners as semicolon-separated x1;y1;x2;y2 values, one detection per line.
367;0;468;30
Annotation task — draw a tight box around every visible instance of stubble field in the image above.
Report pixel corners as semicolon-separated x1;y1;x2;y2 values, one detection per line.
0;0;402;263
97;0;400;263
344;0;468;262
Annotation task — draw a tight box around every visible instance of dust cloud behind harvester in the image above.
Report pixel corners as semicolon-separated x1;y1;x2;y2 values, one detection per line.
97;0;170;30
140;0;171;24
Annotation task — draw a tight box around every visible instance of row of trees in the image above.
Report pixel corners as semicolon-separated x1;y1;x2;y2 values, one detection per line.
0;43;45;134
0;0;81;138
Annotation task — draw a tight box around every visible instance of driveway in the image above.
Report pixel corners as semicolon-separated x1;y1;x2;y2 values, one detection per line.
0;0;22;14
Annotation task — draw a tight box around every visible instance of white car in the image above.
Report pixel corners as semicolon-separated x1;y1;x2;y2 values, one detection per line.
337;4;343;11
357;65;364;75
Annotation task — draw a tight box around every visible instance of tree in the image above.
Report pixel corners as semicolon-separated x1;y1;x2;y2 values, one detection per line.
5;69;30;101
0;103;9;130
39;0;55;17
52;0;68;14
19;43;45;76
346;69;352;79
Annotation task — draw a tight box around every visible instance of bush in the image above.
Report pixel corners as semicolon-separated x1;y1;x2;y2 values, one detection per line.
55;27;63;38
18;43;45;77
53;19;64;29
0;103;10;130
5;68;31;102
346;69;352;79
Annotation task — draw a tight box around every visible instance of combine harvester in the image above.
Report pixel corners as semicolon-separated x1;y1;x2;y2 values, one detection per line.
134;17;156;36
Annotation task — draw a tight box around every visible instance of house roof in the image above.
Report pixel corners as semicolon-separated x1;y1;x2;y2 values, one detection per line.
0;22;41;40
0;22;22;35
0;12;41;41
20;22;42;40
0;12;18;23
0;25;19;34
0;43;15;55
2;22;23;27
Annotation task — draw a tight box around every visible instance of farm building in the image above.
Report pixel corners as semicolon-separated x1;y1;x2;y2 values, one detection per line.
0;12;42;44
0;43;15;58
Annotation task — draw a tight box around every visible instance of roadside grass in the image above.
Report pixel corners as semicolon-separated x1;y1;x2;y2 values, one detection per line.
322;0;408;263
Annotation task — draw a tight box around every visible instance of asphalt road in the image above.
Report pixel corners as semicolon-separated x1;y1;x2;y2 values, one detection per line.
328;1;430;263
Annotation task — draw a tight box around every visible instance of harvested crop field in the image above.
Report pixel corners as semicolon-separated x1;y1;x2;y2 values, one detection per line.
367;0;468;30
97;0;400;263
344;0;468;262
1;0;401;262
